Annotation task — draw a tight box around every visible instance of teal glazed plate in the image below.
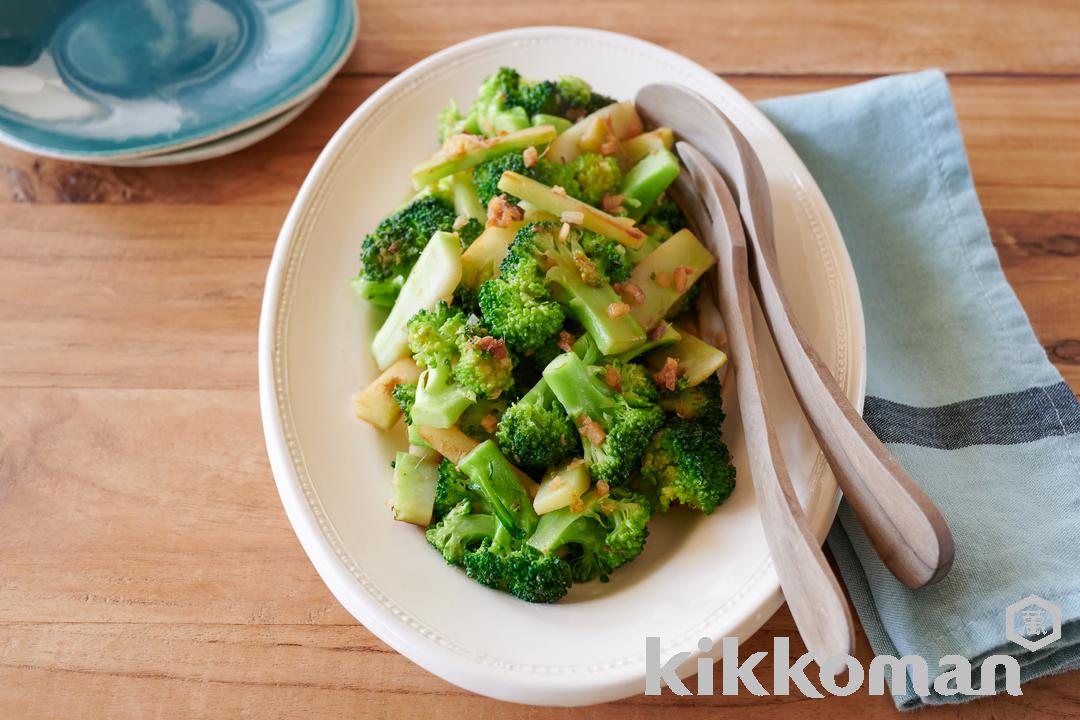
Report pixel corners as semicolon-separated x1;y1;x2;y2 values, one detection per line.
0;0;357;160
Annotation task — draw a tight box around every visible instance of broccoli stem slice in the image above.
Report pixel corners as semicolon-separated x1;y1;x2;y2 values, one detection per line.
411;364;477;429
620;149;681;221
350;275;404;308
620;128;674;170
457;440;539;538
613;322;681;363
492;107;530;133
371;231;462;370
411;125;557;189
547;265;646;356
459;222;521;289
392;452;439;526
627;228;716;332
547;101;644;164
531;113;573;134
644;329;729;387
497;171;646;249
526;497;596;555
542;351;614;425
452;172;486;221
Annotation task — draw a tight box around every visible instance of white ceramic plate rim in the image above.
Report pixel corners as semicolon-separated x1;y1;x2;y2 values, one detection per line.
259;26;866;706
0;4;356;164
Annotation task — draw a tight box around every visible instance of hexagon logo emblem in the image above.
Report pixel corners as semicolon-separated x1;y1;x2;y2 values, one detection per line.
1006;595;1062;652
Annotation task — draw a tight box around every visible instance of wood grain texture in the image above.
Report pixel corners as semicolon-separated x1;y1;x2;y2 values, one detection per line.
2;8;1079;717
342;0;1080;76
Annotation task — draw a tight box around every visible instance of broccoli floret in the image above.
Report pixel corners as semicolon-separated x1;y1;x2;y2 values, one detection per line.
428;442;572;603
579;229;630;284
658;375;724;422
481;222;645;356
477;253;566;355
570;153;622;207
641;377;734;513
391;382;429;447
554;76;592;112
449;68;614;141
496;376;579;470
452;282;482;317
391;382;416;422
611;362;659;408
641;418;735;514
527;488;652;582
640;194;687;234
472;152;577;207
472;151;620;210
456;67;540;136
407;301;514;400
516;79;559;117
456;218;485;249
426;500;496;563
437;99;466;143
627;195;688;265
356;196;462;306
433;460;488;520
407;301;466;369
463;524;572;603
543;351;664;485
584;92;617;113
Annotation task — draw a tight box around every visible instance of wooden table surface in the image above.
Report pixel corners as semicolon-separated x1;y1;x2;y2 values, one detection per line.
2;3;1079;718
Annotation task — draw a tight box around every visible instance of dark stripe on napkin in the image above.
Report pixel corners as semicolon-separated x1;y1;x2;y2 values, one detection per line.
864;382;1080;450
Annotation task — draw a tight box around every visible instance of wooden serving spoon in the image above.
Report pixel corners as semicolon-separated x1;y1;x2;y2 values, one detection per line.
637;84;954;588
675;142;856;663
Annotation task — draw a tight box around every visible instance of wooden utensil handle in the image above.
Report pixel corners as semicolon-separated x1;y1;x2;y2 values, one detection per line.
750;239;955;587
676;150;856;662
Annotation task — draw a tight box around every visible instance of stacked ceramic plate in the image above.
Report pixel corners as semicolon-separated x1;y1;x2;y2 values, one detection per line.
0;0;357;166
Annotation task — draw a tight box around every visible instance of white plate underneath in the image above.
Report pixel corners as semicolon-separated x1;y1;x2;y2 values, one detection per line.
259;27;866;706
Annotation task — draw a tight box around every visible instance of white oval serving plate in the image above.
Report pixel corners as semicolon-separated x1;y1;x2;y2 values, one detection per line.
259;27;865;706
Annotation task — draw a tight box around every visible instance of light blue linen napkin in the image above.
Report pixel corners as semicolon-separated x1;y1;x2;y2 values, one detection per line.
756;71;1080;709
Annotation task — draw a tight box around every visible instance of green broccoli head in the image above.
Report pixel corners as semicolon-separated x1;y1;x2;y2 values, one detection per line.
579;229;631;284
391;382;416;424
637;194;687;239
425;500;497;564
447;68;614;142
543;351;665;486
611;362;659;408
407;301;467;369
477;253;565;355
658;376;725;424
500;222;645;355
496;378;579;470
528;488;652;582
468;67;532;134
464;532;573;603
357;196;461;306
433;459;488;520
437;99;466;143
554;76;592;111
641;410;736;514
569;153;622;206
472;152;577;207
407;301;514;399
